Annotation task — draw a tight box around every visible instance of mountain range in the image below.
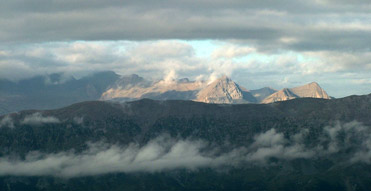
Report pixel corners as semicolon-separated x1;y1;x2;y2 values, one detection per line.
101;74;331;104
0;71;120;115
0;71;331;115
0;71;369;191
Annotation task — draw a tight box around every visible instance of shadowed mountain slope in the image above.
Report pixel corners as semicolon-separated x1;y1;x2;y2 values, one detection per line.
0;71;120;115
0;93;370;190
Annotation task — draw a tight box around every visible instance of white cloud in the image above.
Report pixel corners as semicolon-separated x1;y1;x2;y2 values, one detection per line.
247;128;314;162
0;115;14;128
252;129;285;147
21;112;60;125
0;136;227;177
211;45;255;59
1;122;369;177
247;121;371;163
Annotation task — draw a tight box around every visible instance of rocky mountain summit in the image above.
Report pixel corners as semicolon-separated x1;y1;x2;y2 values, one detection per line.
262;82;330;103
195;75;256;103
0;71;332;115
102;73;331;104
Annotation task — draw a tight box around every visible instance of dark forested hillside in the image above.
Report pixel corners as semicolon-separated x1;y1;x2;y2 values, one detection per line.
0;94;370;191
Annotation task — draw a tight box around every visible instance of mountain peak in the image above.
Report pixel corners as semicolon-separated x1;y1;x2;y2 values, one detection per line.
196;75;254;104
217;75;231;81
99;73;331;104
291;82;330;99
261;88;297;103
262;82;330;103
309;81;319;85
301;81;321;88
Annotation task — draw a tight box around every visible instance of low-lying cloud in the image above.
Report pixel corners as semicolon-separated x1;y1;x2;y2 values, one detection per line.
0;121;370;177
21;112;60;125
247;128;315;162
0;136;231;177
0;115;14;128
247;121;371;163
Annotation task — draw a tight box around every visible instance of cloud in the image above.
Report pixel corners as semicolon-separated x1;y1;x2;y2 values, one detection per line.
0;136;229;177
252;129;285;147
73;116;84;125
159;69;178;85
211;45;255;59
246;121;371;163
246;128;314;162
0;41;203;81
0;1;370;97
0;122;370;177
1;0;371;54
0;39;370;97
21;112;60;125
126;41;194;59
0;115;14;128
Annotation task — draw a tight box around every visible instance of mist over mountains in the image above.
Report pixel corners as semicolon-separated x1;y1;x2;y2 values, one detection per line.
2;0;371;190
0;71;332;115
0;71;370;190
0;93;370;190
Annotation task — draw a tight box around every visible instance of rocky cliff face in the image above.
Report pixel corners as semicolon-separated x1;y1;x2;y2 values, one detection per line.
102;75;331;104
290;82;330;99
195;75;256;103
262;82;330;103
101;77;204;101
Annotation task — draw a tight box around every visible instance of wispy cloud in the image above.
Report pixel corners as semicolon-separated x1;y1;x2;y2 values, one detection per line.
0;136;229;177
0;115;14;128
21;112;60;125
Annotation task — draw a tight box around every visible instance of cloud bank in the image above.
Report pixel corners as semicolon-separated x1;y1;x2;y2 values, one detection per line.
0;1;370;97
1;0;371;53
1;40;369;97
0;122;370;177
0;136;229;177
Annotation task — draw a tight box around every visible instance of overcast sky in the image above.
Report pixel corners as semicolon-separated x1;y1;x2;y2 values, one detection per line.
0;0;370;97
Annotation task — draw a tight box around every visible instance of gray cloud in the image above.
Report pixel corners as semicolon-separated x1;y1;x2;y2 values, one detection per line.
0;41;203;81
0;122;370;177
21;112;60;125
0;1;370;98
1;0;371;53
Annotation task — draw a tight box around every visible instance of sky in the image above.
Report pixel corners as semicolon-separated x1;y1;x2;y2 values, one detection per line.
0;0;370;97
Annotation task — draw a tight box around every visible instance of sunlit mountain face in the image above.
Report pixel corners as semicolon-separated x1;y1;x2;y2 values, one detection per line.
0;72;332;114
0;0;371;190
